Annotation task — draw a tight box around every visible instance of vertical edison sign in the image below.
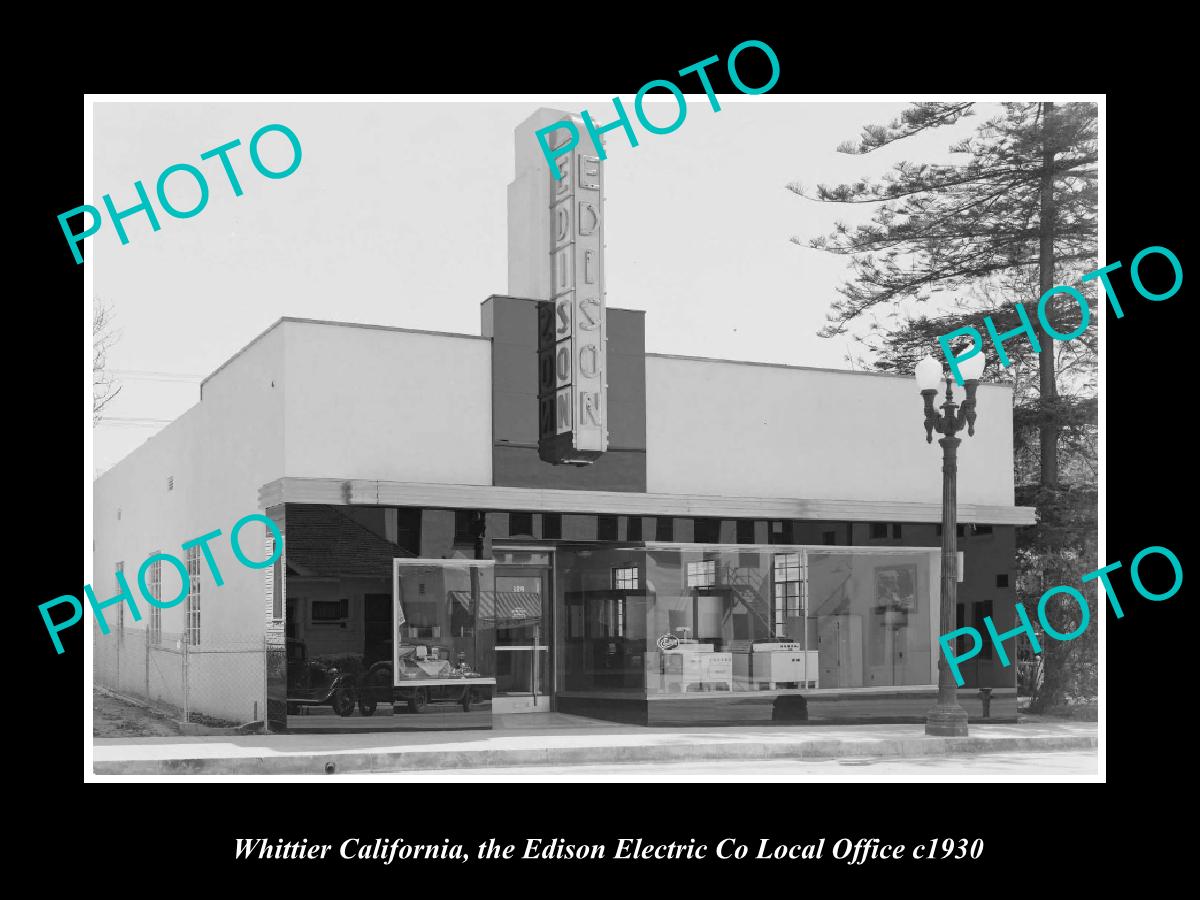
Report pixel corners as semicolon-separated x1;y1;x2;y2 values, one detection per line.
537;125;607;465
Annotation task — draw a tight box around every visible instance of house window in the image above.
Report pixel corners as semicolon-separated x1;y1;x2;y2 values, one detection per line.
613;566;639;591
185;545;201;646
686;559;716;588
510;513;533;538
773;552;802;635
312;598;350;623
996;573;1009;588
148;554;162;645
542;513;562;540
598;515;618;541
736;520;756;544
655;518;674;542
870;523;888;539
627;517;642;542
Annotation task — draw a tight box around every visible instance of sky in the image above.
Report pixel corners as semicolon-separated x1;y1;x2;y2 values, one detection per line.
92;98;996;473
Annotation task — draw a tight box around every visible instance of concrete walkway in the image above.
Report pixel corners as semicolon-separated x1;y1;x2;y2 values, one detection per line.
93;715;1097;775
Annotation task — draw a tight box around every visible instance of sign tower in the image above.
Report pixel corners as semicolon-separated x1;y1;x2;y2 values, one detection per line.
509;109;608;465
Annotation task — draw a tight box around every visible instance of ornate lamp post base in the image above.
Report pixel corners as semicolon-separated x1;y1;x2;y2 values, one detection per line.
925;702;969;736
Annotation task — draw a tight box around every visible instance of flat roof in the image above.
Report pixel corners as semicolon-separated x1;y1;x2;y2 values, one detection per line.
201;313;1010;393
201;316;491;390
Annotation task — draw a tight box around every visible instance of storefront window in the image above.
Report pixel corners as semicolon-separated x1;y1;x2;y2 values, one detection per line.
556;546;647;693
550;544;937;699
806;550;935;688
393;560;497;685
633;546;937;695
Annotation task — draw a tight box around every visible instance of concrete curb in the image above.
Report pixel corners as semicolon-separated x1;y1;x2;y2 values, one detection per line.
94;733;1096;776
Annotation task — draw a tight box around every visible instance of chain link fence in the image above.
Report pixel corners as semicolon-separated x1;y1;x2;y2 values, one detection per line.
93;623;266;727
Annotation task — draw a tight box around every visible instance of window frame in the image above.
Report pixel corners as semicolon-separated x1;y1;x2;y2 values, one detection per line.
311;598;351;624
185;545;201;646
148;553;162;645
685;558;717;588
612;565;639;591
772;552;803;636
115;561;125;641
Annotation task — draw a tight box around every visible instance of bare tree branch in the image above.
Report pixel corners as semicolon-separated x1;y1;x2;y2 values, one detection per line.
93;297;123;425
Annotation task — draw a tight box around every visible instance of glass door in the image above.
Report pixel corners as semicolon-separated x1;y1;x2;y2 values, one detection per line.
493;567;551;712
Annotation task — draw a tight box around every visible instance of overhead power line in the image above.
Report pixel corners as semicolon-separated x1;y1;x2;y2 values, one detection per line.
108;369;204;382
96;416;175;427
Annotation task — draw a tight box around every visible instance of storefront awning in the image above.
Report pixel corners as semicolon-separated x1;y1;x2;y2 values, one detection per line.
449;590;543;624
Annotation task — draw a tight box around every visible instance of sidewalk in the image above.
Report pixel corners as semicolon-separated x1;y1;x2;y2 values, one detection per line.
93;713;1098;775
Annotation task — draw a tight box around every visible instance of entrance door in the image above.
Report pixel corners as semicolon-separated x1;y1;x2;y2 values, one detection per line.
363;593;392;666
493;567;551;713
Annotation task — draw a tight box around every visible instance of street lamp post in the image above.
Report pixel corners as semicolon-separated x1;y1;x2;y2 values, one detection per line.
915;353;984;737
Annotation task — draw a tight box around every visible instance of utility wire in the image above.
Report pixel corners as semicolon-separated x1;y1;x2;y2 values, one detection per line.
97;416;175;427
109;369;203;383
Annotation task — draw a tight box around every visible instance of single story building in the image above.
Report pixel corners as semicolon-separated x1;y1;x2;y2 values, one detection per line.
92;108;1035;732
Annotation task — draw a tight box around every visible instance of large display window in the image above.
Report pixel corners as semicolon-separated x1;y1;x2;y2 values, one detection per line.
555;546;648;693
392;560;498;712
805;550;937;689
555;545;939;697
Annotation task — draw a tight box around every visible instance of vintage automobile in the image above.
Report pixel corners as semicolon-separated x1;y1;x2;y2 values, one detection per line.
392;646;484;714
285;639;359;717
356;659;395;716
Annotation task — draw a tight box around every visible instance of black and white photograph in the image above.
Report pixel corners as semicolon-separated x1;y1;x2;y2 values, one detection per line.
25;25;1192;867
78;91;1109;788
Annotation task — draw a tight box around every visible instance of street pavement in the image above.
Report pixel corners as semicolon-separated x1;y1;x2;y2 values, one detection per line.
376;750;1099;782
93;718;1097;777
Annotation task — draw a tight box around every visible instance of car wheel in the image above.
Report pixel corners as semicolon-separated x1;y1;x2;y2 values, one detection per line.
408;688;428;714
332;688;356;717
359;697;378;716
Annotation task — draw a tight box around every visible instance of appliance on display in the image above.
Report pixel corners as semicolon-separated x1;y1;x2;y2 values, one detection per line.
661;643;734;693
818;615;864;688
731;640;820;690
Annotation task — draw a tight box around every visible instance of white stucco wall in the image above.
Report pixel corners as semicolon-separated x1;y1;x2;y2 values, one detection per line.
281;320;492;485
644;355;1015;507
92;324;286;722
91;317;1022;719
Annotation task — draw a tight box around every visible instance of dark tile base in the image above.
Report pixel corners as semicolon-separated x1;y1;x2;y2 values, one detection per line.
559;691;1018;727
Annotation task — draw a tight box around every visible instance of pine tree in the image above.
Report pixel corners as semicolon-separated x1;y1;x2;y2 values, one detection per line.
793;103;1099;710
791;102;1097;487
870;300;1098;710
